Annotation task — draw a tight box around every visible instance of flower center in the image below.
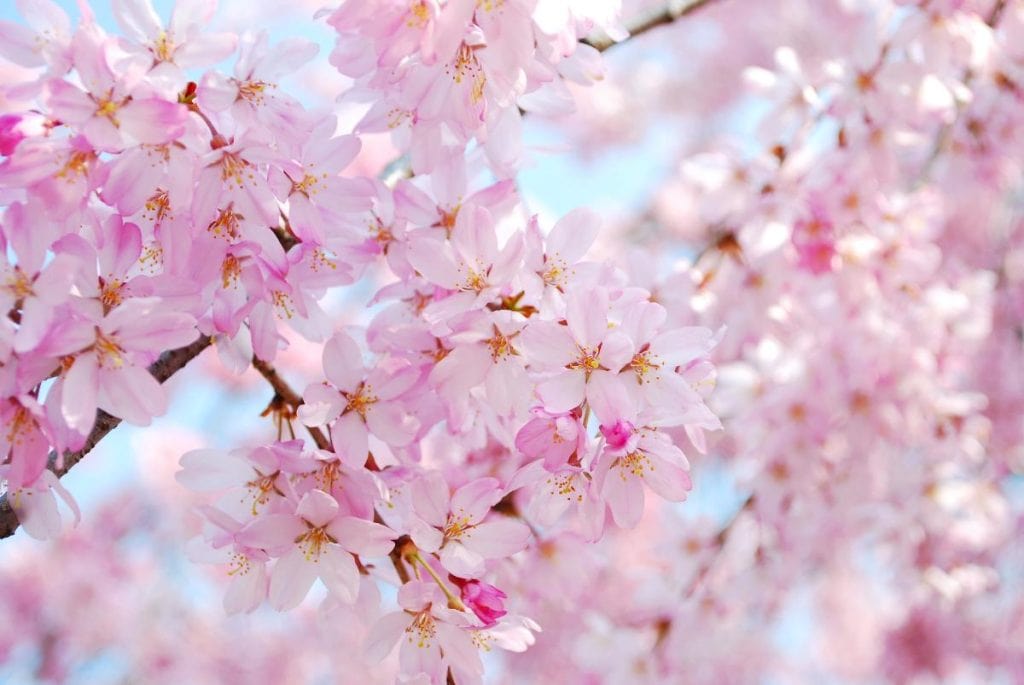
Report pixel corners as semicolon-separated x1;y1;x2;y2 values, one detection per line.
629;350;661;383
208;205;243;240
244;470;280;515
99;277;124;311
292;171;324;198
614;451;652;480
567;346;603;376
94;331;126;369
95;96;121;124
296;525;335;561
546;473;583;503
6;268;33;299
218;153;251;188
406;612;436;649
238;80;273;106
485;328;517;361
342;382;378;420
144;188;172;223
443;513;473;540
407;0;430;27
153;31;174;62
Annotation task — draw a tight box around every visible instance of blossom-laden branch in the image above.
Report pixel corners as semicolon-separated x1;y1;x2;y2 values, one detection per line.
0;336;213;539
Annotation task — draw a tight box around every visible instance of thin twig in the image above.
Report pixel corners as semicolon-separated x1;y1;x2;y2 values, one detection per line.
251;357;331;451
682;493;755;599
583;0;724;52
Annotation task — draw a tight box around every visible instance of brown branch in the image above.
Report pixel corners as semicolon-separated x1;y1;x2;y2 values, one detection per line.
582;0;725;52
0;334;213;539
251;356;331;451
682;493;755;599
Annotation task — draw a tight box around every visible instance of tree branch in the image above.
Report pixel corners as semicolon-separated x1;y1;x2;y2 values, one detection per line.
582;0;725;52
251;356;331;451
0;335;214;539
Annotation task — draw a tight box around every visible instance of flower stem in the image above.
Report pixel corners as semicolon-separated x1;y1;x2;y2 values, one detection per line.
409;552;466;611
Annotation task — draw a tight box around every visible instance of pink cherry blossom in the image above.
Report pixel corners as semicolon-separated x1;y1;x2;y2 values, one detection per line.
240;489;396;610
299;330;421;462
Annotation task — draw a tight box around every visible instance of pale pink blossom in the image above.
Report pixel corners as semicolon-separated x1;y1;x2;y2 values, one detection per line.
240;489;396;610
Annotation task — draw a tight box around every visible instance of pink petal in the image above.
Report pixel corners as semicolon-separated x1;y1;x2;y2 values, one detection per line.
411;472;450;528
439;541;486;578
328;516;397;557
372;364;420;401
0;21;46;67
365;401;418;447
97;365;166;426
602;466;645;529
643;454;692;502
548;208;599;265
407;236;461;289
409;516;445;553
518;320;576;369
536;372;586;413
566;287;608;349
331;412;369;463
111;0;162;42
364;612;409;663
430;344;490;396
620;301;667;348
83;116;123;152
61;354;98;436
296;489;339;527
319;543;360;603
238;513;305;553
110;307;197;351
14;489;61;540
176;448;253;492
462;519;531;559
600;331;635;371
170;0;217;34
585;371;634;426
46;80;95;124
224;561;267;614
175;33;238;68
119;98;187;145
322;331;366;391
450;478;502;524
650;326;716;366
268;547;317;611
437;622;484;678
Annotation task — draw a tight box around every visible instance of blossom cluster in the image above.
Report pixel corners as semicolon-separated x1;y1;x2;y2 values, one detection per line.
5;0;1023;682
0;0;722;683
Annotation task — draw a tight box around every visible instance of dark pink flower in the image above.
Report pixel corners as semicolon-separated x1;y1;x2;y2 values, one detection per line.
454;578;507;627
0;115;25;156
599;419;635;451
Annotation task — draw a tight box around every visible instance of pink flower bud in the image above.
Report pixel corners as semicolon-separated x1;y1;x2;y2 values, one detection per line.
456;579;508;627
600;419;635;450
